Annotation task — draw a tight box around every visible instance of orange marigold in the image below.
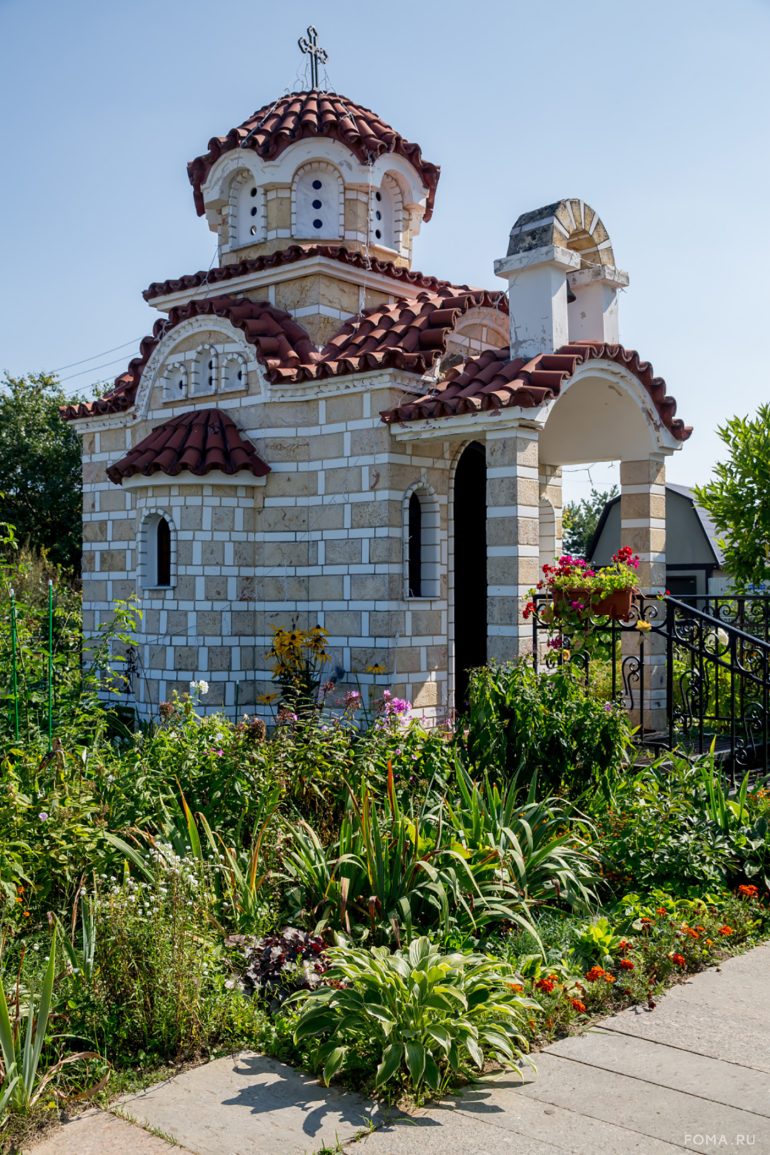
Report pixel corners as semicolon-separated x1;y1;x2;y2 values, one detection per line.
719;925;734;937
604;973;617;984
570;998;587;1013
656;907;668;917
619;958;635;971
507;982;524;992
618;939;633;951
585;966;605;982
535;978;556;994
738;884;759;899
671;952;686;967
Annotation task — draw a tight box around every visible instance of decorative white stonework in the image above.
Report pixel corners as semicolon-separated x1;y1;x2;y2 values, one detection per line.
135;318;264;419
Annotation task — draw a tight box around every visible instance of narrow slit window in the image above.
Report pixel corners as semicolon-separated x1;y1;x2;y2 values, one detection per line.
156;517;171;587
408;492;423;597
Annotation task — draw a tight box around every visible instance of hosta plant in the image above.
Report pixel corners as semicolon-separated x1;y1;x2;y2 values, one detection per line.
292;936;535;1099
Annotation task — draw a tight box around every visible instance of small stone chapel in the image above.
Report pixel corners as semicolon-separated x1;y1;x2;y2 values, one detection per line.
63;65;692;722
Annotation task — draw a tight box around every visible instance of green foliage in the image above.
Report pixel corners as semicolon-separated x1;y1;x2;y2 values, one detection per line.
447;768;599;914
292;936;534;1098
562;486;618;559
65;867;236;1065
590;752;770;897
281;763;597;946
694;404;770;589
465;662;631;796
0;931;98;1115
0;373;83;572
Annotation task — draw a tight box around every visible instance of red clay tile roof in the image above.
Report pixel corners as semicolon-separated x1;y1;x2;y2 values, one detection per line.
187;91;440;221
143;245;466;302
61;288;507;420
61;296;320;420
289;288;507;384
106;408;270;485
380;341;692;442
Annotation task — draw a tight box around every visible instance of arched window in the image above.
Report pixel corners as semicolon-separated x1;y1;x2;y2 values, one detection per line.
408;492;423;597
293;163;343;239
193;345;218;396
142;511;175;590
222;353;247;392
404;485;440;598
162;362;187;403
371;174;403;251
231;173;262;247
156;517;171;587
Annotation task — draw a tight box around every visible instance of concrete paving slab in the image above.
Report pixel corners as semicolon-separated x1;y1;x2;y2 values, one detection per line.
450;1077;685;1152
29;1108;185;1154
549;1027;770;1116
342;1106;568;1155
598;943;770;1073
120;1051;387;1155
515;1051;770;1150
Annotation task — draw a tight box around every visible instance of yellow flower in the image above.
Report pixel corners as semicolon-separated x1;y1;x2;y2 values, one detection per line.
257;692;279;705
366;663;386;675
635;620;652;632
561;649;571;661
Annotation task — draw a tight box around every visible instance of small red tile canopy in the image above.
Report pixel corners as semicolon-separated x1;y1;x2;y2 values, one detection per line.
380;342;693;442
187;90;441;221
106;408;270;485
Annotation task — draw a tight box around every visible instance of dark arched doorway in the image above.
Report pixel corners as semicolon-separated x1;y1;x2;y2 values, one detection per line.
453;441;487;710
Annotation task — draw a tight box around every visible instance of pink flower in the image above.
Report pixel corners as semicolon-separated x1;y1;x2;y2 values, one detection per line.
385;697;411;717
344;690;361;707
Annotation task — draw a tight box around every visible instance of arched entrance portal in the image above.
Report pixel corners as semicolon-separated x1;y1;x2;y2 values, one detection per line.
453;441;487;710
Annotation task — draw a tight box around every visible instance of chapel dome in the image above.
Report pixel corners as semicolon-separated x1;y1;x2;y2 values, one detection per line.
188;90;440;219
187;91;440;269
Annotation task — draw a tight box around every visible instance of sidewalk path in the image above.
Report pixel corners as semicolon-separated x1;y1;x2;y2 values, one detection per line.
30;942;770;1154
350;941;770;1154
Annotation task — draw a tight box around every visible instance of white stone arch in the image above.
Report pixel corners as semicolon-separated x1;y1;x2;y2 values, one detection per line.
226;169;264;250
136;316;264;419
292;160;344;240
538;359;681;467
403;478;441;599
138;507;177;591
192;343;219;397
370;171;405;252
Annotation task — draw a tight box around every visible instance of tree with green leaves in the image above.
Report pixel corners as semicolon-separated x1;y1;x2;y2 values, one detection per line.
0;372;83;572
562;485;618;559
694;405;770;590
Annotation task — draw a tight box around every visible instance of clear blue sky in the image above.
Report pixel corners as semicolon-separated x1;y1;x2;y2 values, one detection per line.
2;0;768;499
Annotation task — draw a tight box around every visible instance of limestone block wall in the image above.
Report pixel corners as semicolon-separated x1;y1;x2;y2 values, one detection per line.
78;374;455;724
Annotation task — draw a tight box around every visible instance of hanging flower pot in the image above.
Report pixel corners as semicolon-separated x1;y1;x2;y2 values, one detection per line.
553;585;636;621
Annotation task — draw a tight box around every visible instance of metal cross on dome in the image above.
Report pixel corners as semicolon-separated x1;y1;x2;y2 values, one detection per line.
298;25;328;89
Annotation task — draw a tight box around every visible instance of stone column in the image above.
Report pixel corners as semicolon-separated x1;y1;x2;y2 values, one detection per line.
538;465;563;568
620;456;667;731
486;428;541;663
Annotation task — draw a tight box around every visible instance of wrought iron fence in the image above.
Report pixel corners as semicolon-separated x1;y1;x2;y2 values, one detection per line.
674;594;770;645
530;593;770;778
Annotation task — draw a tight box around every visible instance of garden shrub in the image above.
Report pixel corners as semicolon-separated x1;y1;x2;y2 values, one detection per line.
590;753;770;897
292;936;535;1099
465;661;631;796
66;864;233;1064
